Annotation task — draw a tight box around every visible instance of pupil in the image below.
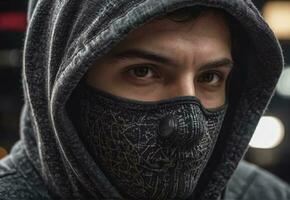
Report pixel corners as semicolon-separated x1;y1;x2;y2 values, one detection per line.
202;74;213;82
135;67;149;77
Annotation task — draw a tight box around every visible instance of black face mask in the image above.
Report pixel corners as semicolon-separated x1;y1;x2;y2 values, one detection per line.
77;84;227;200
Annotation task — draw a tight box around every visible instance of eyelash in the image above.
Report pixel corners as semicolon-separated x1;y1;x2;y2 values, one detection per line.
196;71;225;86
125;64;159;78
124;64;225;86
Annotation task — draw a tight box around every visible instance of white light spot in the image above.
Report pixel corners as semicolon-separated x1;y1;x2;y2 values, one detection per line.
277;67;290;97
250;116;285;149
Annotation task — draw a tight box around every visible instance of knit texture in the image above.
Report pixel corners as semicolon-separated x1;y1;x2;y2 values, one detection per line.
0;0;286;199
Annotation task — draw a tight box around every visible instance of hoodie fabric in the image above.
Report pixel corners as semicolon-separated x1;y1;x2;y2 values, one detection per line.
0;0;290;199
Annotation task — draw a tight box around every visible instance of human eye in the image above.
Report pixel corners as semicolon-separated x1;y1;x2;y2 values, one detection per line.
123;64;161;85
196;71;224;88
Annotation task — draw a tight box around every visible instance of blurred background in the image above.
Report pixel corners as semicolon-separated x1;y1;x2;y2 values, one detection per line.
0;0;289;184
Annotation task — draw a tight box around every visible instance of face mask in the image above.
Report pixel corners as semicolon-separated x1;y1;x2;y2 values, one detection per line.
77;84;227;200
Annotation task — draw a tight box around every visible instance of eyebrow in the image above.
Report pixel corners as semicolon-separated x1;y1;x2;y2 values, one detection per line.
111;48;233;70
111;48;176;66
201;58;234;70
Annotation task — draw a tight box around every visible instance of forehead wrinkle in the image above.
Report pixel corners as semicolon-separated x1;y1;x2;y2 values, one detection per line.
108;10;231;70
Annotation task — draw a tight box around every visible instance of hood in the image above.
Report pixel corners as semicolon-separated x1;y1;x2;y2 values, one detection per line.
21;0;283;199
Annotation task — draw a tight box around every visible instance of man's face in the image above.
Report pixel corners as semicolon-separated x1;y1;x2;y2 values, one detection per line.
86;10;232;108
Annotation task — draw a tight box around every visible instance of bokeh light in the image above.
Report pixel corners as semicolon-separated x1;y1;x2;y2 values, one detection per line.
0;147;7;159
263;1;290;40
277;67;290;98
250;116;285;149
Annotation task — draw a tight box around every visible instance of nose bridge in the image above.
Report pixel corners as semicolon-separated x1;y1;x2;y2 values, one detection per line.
168;72;195;97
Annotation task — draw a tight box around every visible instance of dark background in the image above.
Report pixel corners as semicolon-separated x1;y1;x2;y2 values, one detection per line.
0;0;289;185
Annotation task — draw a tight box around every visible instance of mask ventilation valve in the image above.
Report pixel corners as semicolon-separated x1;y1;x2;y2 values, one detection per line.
158;115;203;147
158;115;177;140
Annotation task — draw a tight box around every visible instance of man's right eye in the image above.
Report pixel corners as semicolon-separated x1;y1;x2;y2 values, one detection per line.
123;64;161;85
127;66;155;78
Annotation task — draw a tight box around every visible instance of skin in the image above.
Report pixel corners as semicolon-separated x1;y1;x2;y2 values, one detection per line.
85;10;233;109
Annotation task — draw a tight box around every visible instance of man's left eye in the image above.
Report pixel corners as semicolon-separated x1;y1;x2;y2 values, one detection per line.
196;72;223;86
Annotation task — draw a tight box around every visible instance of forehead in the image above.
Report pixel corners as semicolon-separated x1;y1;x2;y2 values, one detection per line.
108;9;232;57
123;9;230;42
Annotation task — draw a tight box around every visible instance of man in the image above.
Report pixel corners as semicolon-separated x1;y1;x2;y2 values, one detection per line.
0;0;289;199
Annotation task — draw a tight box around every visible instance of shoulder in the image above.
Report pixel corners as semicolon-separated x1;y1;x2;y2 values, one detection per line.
0;141;52;200
225;160;290;200
0;156;34;200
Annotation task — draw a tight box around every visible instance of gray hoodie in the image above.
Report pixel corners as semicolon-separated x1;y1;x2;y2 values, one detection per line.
0;0;290;199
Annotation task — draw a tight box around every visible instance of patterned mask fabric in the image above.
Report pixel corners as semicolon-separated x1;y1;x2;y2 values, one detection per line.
78;83;227;200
